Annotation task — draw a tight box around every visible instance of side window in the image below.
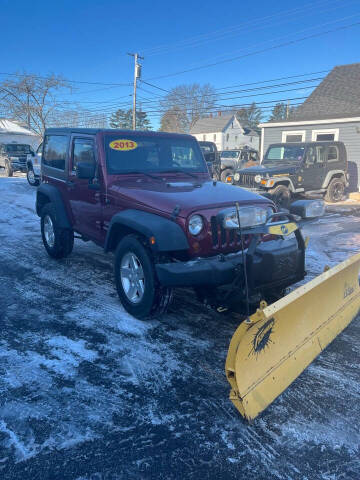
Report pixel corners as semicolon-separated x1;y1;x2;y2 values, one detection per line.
316;146;326;164
43;135;68;170
72;138;95;171
305;147;316;165
327;146;339;163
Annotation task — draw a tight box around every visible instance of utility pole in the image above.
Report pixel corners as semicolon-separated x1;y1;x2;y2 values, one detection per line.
286;99;290;120
127;53;143;130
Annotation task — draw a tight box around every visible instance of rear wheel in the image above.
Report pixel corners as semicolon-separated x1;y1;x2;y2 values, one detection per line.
221;168;233;183
5;162;13;177
324;177;345;203
269;185;291;209
27;168;40;186
115;235;173;319
41;203;74;258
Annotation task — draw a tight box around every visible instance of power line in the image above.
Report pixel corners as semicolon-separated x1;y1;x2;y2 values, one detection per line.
0;71;132;87
137;79;321;108
141;0;345;55
144;19;360;80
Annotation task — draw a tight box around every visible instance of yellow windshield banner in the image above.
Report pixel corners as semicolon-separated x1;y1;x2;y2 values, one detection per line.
109;139;138;151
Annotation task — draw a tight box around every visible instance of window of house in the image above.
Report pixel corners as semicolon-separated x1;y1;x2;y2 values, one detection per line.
234;135;238;142
72;138;95;171
226;133;229;141
203;135;206;141
281;131;306;143
213;134;216;141
43;135;68;170
311;129;339;141
327;146;339;163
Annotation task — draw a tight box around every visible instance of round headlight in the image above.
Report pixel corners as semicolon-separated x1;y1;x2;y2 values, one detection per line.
254;174;262;183
234;173;240;181
188;214;203;236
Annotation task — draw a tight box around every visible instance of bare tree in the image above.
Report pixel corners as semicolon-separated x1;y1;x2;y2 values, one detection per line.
159;83;217;133
0;73;71;136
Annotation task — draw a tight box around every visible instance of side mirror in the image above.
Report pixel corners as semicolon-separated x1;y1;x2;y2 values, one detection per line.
76;162;96;179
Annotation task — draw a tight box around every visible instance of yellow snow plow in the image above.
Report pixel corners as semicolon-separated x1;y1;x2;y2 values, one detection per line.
225;252;360;421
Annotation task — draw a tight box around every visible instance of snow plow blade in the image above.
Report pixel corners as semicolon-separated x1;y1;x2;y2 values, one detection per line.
225;253;360;421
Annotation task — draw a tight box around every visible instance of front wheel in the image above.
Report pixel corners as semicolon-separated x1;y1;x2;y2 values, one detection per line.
115;235;173;319
269;185;292;209
5;162;13;177
41;203;74;258
324;178;345;203
27;168;40;186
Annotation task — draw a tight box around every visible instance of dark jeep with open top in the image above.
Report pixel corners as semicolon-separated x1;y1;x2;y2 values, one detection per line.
231;141;348;207
36;128;321;318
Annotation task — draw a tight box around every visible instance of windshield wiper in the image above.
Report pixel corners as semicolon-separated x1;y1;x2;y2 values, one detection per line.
159;169;199;179
123;171;165;182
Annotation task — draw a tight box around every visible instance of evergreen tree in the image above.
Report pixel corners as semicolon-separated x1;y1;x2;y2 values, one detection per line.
109;109;132;129
136;110;152;130
235;102;262;130
109;108;151;130
269;102;296;121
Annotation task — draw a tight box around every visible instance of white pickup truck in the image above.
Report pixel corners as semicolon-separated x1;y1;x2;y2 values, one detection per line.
26;142;42;186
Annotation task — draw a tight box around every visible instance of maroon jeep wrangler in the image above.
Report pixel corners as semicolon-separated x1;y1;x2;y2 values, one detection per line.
36;128;311;318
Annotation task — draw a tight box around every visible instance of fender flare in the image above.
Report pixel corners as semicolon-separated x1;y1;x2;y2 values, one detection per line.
270;177;296;193
104;210;190;253
321;170;346;189
36;183;71;229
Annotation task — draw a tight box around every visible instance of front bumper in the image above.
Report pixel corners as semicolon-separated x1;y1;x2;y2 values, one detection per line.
156;236;305;291
10;161;27;172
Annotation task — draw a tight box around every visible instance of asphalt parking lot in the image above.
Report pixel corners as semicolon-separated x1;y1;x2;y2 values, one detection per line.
0;176;359;480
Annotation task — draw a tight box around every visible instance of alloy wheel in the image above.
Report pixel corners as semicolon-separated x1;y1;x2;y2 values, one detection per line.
120;252;145;304
43;215;55;248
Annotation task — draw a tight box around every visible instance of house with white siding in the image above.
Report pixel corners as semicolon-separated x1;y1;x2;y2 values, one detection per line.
190;114;259;151
0;118;40;149
259;63;360;191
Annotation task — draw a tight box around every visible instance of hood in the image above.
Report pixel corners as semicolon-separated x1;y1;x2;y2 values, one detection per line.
108;176;271;218
236;163;299;176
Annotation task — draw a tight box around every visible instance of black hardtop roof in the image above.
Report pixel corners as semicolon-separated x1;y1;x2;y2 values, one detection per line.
44;128;195;140
268;141;345;147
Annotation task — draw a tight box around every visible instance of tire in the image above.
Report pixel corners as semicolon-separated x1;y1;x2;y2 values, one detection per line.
221;169;233;183
27;168;40;186
114;234;173;319
324;177;345;203
5;162;13;177
40;203;74;259
269;185;292;209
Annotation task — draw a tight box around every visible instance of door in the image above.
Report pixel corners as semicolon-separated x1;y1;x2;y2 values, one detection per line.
0;144;5;168
66;136;103;242
299;145;327;191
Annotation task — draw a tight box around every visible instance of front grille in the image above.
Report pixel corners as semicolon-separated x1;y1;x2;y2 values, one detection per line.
11;155;26;165
238;173;256;188
210;215;243;249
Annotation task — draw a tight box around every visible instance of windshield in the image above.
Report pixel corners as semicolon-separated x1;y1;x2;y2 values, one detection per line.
105;135;207;175
5;144;31;154
221;151;239;158
264;145;305;163
199;143;215;153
